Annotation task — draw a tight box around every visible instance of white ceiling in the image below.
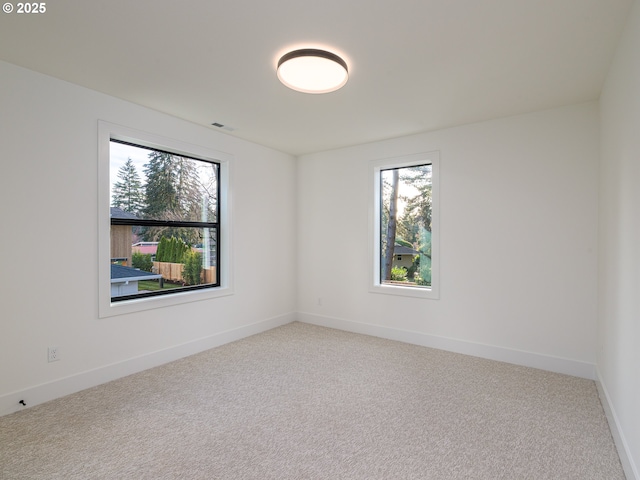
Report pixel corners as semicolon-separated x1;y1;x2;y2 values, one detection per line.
0;0;632;155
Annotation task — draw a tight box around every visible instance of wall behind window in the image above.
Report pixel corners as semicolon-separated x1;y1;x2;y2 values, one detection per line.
297;102;599;371
0;60;297;406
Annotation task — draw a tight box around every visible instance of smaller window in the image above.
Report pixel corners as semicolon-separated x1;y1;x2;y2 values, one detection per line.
370;152;439;299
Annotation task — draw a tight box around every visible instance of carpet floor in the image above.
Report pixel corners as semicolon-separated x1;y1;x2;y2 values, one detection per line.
0;322;625;479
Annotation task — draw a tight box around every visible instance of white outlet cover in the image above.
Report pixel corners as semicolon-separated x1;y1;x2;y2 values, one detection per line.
48;347;59;362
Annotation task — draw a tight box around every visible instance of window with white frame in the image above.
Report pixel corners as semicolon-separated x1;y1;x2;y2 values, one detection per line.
370;152;439;299
98;122;232;317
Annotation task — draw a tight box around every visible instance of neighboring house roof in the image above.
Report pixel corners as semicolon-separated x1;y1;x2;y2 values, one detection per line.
132;242;158;255
110;207;139;220
394;245;420;256
110;264;162;283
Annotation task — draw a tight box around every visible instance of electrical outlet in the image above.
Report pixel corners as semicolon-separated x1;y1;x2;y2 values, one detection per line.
48;346;60;362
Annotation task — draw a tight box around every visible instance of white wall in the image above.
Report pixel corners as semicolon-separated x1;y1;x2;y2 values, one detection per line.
298;102;599;378
0;29;636;475
0;61;297;415
598;0;640;477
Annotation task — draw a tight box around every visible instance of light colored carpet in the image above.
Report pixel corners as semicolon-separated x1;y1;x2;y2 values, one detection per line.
0;322;625;479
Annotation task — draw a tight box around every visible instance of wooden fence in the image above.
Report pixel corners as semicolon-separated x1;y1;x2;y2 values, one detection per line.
153;262;217;285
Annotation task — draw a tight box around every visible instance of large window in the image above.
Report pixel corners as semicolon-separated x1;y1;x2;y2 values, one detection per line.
109;140;219;301
370;152;439;299
99;122;232;317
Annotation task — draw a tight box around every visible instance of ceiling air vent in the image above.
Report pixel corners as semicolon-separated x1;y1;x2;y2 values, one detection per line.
211;122;235;132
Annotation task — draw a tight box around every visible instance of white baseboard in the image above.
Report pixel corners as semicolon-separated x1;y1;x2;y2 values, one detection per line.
0;313;295;417
298;312;596;380
596;370;639;480
0;311;599;417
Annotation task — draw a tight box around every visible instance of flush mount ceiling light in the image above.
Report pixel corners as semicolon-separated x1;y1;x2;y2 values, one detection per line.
277;48;349;94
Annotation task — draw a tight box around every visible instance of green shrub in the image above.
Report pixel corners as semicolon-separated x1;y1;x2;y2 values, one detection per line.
390;266;408;282
182;250;202;285
156;236;190;263
418;254;431;286
131;252;153;272
418;227;432;286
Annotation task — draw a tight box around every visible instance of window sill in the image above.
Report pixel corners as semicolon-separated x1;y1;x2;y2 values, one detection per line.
99;285;234;318
369;283;439;300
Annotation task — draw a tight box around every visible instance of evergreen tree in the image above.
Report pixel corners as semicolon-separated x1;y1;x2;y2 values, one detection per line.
155;236;189;263
142;152;204;244
111;158;144;213
143;151;178;219
174;156;205;223
401;165;432;234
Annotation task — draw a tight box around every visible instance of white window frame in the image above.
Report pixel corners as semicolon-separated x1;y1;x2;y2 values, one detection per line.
98;121;233;318
369;151;440;299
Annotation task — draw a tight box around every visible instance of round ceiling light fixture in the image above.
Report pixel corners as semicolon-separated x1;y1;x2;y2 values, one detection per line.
277;48;349;94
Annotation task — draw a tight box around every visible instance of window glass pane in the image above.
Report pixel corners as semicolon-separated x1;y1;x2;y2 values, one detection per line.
110;140;218;223
110;225;218;301
380;164;432;288
109;138;220;302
